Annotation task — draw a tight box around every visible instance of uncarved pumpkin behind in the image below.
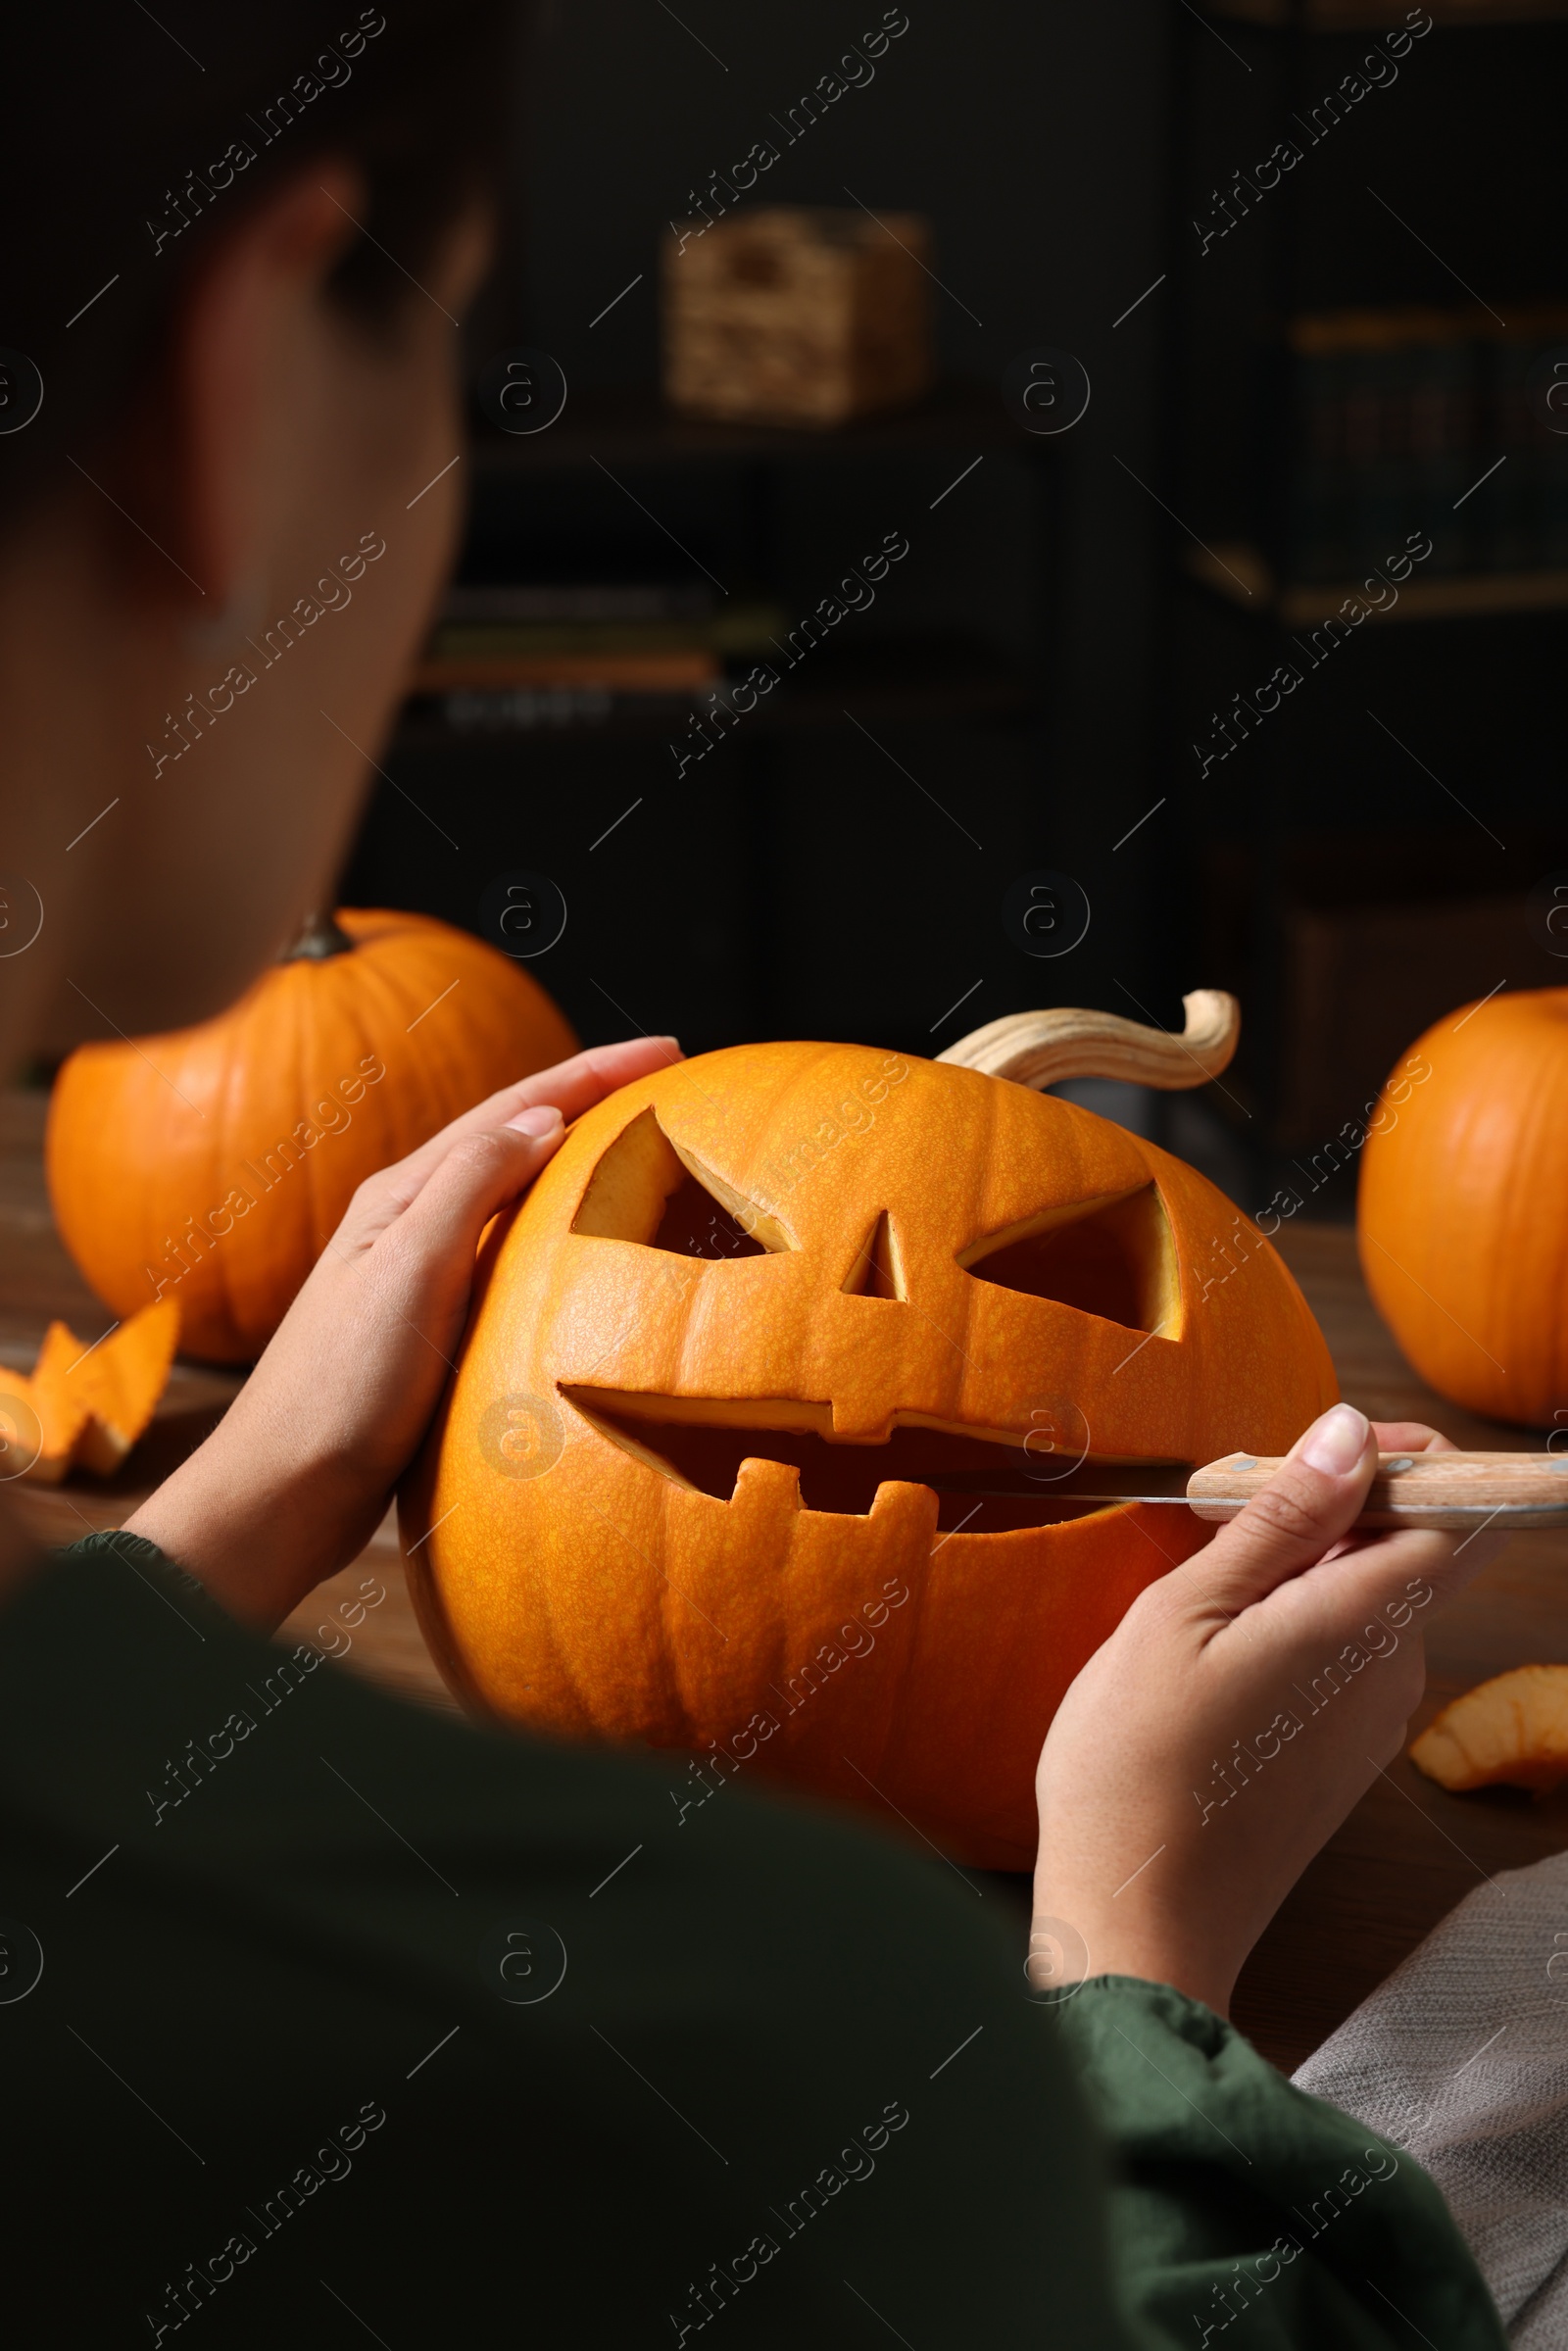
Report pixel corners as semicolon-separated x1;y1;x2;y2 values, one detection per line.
1358;989;1568;1425
47;908;577;1362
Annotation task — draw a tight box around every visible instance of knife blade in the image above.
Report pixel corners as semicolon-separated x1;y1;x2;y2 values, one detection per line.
931;1451;1568;1529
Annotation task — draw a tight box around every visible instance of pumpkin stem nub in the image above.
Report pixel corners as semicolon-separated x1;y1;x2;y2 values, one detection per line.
938;989;1240;1092
280;908;355;962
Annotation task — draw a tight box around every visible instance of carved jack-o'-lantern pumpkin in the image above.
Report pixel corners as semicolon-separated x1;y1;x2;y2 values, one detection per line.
401;996;1336;1869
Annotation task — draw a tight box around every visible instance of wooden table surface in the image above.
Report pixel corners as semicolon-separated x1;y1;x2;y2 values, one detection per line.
5;1092;1563;2076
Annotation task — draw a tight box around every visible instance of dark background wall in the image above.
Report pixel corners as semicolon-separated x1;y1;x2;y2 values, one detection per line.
345;0;1179;1037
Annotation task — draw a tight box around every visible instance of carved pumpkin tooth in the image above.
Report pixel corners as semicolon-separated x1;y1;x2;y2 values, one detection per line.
868;1480;940;1523
731;1457;802;1508
403;1029;1337;1871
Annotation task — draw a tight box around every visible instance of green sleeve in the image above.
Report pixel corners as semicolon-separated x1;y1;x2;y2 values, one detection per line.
1055;1975;1506;2348
7;1532;1137;2348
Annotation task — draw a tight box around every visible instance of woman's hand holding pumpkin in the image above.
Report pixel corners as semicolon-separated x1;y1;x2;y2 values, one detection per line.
123;1037;680;1632
1032;1404;1507;2019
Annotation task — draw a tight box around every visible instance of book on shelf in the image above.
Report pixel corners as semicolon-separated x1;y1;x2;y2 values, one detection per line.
1212;0;1568;29
441;581;714;624
431;686;620;733
1272;301;1568;585
414;649;720;692
406;588;790;696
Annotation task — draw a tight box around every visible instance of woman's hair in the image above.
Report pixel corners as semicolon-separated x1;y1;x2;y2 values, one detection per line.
1;2;520;530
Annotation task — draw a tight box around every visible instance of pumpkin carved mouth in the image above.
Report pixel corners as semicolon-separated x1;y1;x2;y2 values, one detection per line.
562;1385;1188;1530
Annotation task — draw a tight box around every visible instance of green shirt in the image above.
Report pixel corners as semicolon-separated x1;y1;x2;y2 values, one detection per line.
0;1535;1503;2347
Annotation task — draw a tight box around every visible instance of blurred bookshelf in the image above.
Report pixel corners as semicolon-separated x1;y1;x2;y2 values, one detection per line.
1161;0;1568;1178
341;379;1062;1053
461;378;1025;468
396;636;1031;747
1183;545;1568;620
381;383;1049;754
1208;0;1568;24
385;379;1050;751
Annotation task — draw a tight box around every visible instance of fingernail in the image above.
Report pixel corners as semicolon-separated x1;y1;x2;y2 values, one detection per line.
1299;1402;1370;1476
508;1105;562;1139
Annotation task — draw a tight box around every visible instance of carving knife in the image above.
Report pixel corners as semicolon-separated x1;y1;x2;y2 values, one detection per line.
933;1452;1568;1530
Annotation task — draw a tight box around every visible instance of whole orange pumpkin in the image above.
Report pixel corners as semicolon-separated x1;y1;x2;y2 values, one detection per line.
1358;988;1568;1426
47;907;577;1363
401;1001;1336;1869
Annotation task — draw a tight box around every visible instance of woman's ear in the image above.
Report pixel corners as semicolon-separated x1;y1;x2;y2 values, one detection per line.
124;162;366;615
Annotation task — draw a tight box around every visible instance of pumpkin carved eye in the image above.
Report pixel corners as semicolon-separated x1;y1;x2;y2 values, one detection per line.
958;1181;1179;1337
570;1104;791;1257
652;1172;764;1260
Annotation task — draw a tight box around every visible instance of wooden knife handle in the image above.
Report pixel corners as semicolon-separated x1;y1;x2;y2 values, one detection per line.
1187;1450;1568;1529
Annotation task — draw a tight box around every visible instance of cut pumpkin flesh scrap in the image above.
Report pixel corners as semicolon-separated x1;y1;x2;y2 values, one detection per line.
1410;1665;1568;1794
0;1333;90;1484
0;1299;179;1484
60;1298;180;1473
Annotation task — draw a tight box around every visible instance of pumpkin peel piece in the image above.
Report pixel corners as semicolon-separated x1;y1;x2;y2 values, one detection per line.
62;1297;181;1475
0;1300;180;1483
31;1323;96;1480
1410;1665;1568;1794
5;1328;91;1484
0;1363;63;1484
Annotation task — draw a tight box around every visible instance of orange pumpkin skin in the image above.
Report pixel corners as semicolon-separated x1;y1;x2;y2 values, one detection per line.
1359;989;1568;1427
402;1042;1337;1870
46;908;577;1363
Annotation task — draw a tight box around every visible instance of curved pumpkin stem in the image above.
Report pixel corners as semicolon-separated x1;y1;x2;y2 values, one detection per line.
937;988;1240;1092
280;908;354;962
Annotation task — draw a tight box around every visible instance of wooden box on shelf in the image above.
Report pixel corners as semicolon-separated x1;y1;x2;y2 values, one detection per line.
662;206;933;428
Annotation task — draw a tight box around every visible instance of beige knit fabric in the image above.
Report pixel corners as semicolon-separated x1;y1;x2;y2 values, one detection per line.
1294;1851;1568;2346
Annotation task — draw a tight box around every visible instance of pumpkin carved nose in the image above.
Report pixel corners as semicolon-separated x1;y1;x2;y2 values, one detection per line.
842;1210;905;1301
830;1212;917;1438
